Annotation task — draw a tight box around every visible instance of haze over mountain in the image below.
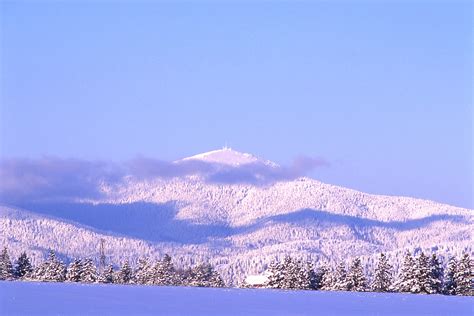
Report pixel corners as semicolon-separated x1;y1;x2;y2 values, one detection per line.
1;148;472;284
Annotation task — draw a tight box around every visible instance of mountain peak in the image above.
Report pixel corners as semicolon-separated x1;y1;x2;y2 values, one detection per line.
181;147;278;167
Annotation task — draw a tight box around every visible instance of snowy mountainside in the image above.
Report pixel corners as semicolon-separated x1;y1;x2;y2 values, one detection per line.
1;148;472;285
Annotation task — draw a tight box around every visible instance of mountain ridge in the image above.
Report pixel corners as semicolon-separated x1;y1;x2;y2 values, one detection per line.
0;149;472;285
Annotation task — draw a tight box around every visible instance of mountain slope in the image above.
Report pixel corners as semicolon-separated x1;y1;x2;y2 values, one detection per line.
1;149;472;285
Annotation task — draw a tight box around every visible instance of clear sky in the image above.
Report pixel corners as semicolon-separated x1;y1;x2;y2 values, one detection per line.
1;1;472;208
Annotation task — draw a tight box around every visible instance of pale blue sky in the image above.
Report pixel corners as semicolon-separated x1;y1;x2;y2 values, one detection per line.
1;1;472;208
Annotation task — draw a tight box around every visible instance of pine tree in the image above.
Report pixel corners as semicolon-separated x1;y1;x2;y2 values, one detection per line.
180;267;194;286
266;260;285;289
347;257;367;292
188;263;224;287
413;252;434;294
134;258;152;285
444;257;458;295
314;265;330;290
371;253;392;292
153;254;178;286
14;252;33;279
32;250;66;282
66;259;83;282
333;262;348;291
319;265;334;291
81;258;98;283
396;251;416;293
0;247;14;280
209;268;225;288
281;256;299;289
455;253;473;296
117;260;133;284
99;264;115;284
304;261;318;290
429;253;443;294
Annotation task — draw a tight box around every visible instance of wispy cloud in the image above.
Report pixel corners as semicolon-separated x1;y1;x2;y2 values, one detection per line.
0;155;329;203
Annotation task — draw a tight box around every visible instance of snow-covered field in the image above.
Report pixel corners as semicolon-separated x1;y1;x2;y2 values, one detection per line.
1;281;472;316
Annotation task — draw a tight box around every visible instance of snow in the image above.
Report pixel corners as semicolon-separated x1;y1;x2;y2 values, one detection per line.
1;281;472;316
0;149;472;285
245;274;269;286
181;147;278;167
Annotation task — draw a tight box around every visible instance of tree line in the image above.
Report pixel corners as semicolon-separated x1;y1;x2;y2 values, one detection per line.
0;247;472;296
259;251;473;296
0;248;225;288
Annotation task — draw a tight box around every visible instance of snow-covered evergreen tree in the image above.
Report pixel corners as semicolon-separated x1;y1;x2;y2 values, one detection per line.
0;247;14;280
371;253;392;292
265;257;314;290
333;262;348;291
347;257;367;292
304;261;318;290
66;259;83;282
188;263;224;287
444;257;458;295
281;256;299;289
396;251;416;293
117;260;133;284
99;264;115;284
429;253;443;294
32;250;66;282
314;265;330;290
134;258;152;285
455;253;473;296
14;252;33;279
81;258;98;283
266;260;285;289
319;265;334;291
413;252;435;294
153;254;178;286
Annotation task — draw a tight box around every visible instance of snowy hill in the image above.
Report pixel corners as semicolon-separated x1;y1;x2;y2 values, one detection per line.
1;149;472;285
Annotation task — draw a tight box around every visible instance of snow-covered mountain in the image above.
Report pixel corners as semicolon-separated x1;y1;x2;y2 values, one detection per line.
1;148;472;284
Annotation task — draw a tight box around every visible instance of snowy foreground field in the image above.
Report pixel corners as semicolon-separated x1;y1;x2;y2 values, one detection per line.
1;281;472;316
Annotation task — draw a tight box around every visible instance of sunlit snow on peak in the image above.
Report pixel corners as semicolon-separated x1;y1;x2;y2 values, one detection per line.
181;147;278;167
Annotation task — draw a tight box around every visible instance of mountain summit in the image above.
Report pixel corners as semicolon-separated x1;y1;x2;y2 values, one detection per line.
181;147;278;167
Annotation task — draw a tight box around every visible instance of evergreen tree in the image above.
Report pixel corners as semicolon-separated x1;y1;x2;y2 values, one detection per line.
346;257;367;292
444;257;458;295
429;253;443;294
304;261;318;290
99;264;115;284
134;258;152;285
188;263;224;287
413;252;434;294
81;258;98;283
153;254;178;286
14;252;33;279
371;253;392;292
319;266;335;291
0;247;14;280
396;252;416;293
266;260;285;289
281;256;299;289
66;259;83;282
333;262;348;291
455;253;473;296
117;260;133;284
314;265;330;290
32;250;66;282
180;267;194;286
